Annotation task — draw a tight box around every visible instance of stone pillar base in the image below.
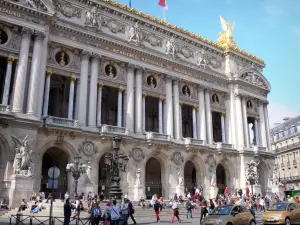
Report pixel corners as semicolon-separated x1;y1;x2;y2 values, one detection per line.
131;186;144;201
9;176;34;207
252;184;262;195
175;186;184;199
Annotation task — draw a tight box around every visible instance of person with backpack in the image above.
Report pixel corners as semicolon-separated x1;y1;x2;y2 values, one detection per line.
185;200;192;219
121;199;129;225
90;202;102;225
128;199;136;224
111;200;120;225
154;200;162;223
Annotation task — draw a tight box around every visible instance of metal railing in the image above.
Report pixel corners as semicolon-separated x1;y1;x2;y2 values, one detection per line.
274;141;300;153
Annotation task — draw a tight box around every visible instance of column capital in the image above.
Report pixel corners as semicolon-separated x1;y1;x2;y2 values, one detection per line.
119;87;124;92
126;63;136;70
81;50;91;60
92;53;102;60
46;71;52;78
21;27;33;38
220;112;226;117
179;102;183;107
34;31;45;41
198;83;208;90
164;74;173;81
142;93;147;99
192;105;198;110
98;83;103;89
7;57;14;63
71;76;76;83
255;117;260;122
159;97;164;102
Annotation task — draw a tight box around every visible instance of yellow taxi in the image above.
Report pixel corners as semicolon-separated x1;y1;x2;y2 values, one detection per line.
202;204;256;225
262;202;300;225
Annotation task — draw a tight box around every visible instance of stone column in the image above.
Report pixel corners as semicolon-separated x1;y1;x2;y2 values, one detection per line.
224;94;231;144
234;93;245;149
75;80;80;120
259;101;267;147
26;32;45;115
78;51;90;126
12;27;33;113
126;65;135;132
42;71;52;116
158;97;163;133
204;89;213;144
165;76;173;137
254;118;259;145
192;106;197;138
179;103;183;137
97;83;103;127
2;57;14;105
198;87;206;141
68;76;76;120
221;112;226;143
88;55;100;127
264;104;271;151
117;88;124;127
239;153;246;189
135;69;143;133
173;80;180;139
142;93;146;132
241;97;250;147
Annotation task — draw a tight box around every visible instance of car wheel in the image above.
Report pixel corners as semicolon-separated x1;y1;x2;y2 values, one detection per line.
250;220;256;225
285;218;290;225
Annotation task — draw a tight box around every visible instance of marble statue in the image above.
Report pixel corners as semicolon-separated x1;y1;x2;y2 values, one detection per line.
59;52;66;66
272;164;280;186
195;51;208;68
135;167;141;186
245;159;260;186
177;168;183;187
128;22;140;44
166;36;175;57
13;136;35;177
218;16;236;49
211;174;216;187
86;164;92;184
85;7;99;28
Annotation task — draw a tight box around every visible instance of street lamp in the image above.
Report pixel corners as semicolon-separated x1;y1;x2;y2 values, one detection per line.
105;135;129;200
66;153;87;198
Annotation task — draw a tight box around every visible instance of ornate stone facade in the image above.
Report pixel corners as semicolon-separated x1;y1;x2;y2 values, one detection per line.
0;0;275;206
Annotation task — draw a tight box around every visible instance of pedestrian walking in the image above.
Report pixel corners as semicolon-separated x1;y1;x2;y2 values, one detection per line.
111;200;120;225
90;202;102;225
154;200;162;223
170;201;181;223
64;198;72;225
128;199;136;224
185;200;192;219
200;199;208;223
104;202;111;225
121;199;129;225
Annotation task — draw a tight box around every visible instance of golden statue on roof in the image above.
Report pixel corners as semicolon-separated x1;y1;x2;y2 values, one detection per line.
218;16;237;49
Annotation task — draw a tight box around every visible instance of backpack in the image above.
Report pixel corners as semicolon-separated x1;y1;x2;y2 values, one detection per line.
92;207;101;218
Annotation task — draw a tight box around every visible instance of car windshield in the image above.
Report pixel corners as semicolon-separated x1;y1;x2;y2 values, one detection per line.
268;203;288;211
210;206;232;215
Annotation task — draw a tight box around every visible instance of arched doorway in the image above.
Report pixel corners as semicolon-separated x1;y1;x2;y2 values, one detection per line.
216;164;226;194
40;147;69;198
184;161;196;195
98;154;112;197
145;158;162;199
0;143;8;197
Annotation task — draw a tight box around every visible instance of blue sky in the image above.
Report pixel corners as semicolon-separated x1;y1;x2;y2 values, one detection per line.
116;0;300;126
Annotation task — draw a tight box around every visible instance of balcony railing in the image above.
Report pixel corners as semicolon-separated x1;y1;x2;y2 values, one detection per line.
43;116;79;128
279;175;300;183
0;104;11;114
274;141;300;153
185;138;205;147
146;132;171;141
100;125;129;135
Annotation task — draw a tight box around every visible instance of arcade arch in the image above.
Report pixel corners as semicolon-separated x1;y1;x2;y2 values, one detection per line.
216;164;226;194
145;158;162;199
98;153;112;196
184;161;196;195
40;147;69;197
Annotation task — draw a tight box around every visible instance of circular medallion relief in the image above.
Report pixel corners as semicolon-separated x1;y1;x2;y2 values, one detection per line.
55;51;70;67
212;94;219;104
182;85;191;97
0;29;8;45
105;64;117;78
146;75;157;88
247;100;253;109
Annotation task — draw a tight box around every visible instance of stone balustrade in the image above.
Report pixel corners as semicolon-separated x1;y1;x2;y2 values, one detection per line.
44;116;79;128
0;104;11;114
145;132;171;141
100;125;129;135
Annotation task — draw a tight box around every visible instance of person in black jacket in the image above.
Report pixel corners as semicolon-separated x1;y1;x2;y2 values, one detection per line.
127;199;136;224
64;199;72;225
154;200;162;223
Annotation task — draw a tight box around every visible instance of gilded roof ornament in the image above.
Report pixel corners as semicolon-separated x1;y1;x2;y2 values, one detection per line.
218;16;236;49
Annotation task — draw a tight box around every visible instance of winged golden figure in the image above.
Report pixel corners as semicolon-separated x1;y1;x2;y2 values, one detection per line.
218;16;237;49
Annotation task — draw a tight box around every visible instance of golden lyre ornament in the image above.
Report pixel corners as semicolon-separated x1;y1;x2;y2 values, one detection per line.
218;16;236;49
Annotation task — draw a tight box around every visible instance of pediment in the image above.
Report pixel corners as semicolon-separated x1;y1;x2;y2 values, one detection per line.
10;0;55;15
236;68;271;91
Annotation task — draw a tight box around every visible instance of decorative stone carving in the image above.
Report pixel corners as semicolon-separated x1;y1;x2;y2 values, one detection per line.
135;166;141;186
146;75;157;89
13;136;35;177
205;153;216;173
85;6;100;29
53;0;81;18
102;19;125;33
182;85;191;97
245;159;260;185
195;50;208;68
240;72;268;89
129;148;145;162
272;164;280;186
13;0;48;12
212;93;219;104
171;152;184;165
143;32;161;46
86;162;92;184
211;174;216;187
177;168;183;187
104;63;117;79
128;22;140;45
78;140;98;157
165;36;175;57
180;46;193;58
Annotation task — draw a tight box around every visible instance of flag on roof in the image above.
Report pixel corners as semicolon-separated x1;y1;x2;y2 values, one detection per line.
158;0;166;7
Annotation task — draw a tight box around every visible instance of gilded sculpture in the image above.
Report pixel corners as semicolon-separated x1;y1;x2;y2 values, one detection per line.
218;16;236;49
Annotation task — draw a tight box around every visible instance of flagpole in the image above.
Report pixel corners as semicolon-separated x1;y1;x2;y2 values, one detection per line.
163;8;166;22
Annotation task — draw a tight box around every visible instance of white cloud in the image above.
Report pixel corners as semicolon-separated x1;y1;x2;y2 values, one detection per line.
268;102;300;128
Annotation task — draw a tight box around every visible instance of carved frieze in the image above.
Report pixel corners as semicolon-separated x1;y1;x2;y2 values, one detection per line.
179;46;193;58
240;71;268;89
142;32;161;47
129;148;145;162
102;19;125;33
85;6;100;29
12;0;48;12
171;152;184;165
128;22;141;45
165;36;176;57
78;140;98;157
205;153;216;173
53;0;81;18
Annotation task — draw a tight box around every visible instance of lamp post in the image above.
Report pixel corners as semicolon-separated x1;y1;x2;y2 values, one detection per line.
105;135;129;200
66;153;87;198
